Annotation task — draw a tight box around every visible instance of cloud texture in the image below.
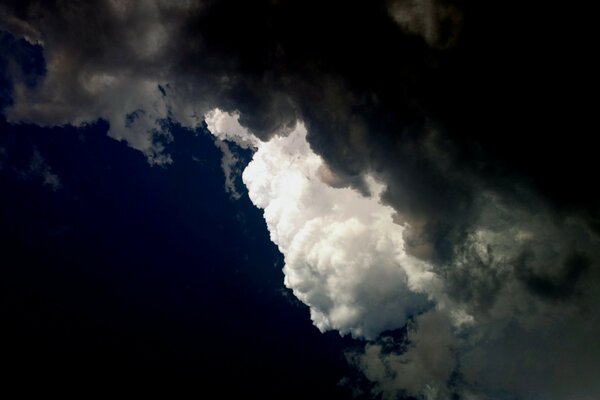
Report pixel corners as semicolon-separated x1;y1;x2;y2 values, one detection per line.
2;1;599;398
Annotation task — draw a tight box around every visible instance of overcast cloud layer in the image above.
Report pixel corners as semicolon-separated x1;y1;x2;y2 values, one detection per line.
1;1;598;399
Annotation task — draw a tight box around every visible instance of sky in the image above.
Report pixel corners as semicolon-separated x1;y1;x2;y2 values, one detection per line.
0;1;598;399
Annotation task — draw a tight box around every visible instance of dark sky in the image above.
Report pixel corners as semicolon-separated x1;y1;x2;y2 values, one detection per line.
1;2;599;399
0;112;363;397
0;38;362;396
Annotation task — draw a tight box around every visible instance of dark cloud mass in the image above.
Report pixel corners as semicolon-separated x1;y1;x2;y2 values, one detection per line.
1;0;596;215
1;0;599;399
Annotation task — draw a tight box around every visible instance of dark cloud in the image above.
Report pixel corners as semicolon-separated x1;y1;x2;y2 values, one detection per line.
442;239;506;313
1;0;599;398
517;251;591;302
180;0;600;267
2;0;595;221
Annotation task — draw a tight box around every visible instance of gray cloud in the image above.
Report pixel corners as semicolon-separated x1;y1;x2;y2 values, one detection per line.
515;250;590;302
21;148;61;191
1;1;598;398
214;138;242;200
350;310;457;400
385;0;463;48
346;190;600;399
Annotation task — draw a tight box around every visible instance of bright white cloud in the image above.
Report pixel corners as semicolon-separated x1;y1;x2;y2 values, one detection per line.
205;109;261;150
207;109;440;338
4;2;600;398
205;108;600;399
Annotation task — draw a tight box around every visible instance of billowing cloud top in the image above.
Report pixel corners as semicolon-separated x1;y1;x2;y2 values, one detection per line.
242;118;439;338
1;1;598;399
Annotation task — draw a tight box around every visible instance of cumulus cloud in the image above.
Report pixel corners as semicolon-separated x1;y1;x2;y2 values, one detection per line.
348;190;600;399
0;0;213;165
208;110;439;338
1;1;599;399
351;310;457;400
205;109;261;150
206;110;261;200
2;2;163;163
208;110;600;399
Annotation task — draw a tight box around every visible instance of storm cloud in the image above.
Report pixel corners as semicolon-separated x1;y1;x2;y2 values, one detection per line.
1;1;598;398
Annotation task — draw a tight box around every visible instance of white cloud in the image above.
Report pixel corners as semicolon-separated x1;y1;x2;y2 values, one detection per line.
206;108;600;399
205;109;261;150
207;109;440;338
3;1;599;393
